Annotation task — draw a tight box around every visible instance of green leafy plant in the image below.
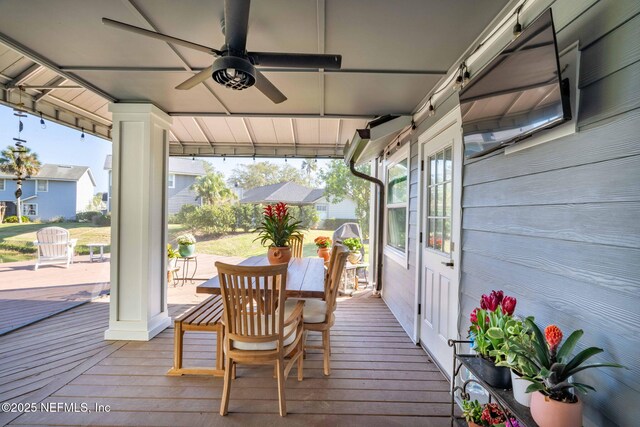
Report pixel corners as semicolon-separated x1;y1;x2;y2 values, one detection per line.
167;244;180;259
177;233;196;246
462;399;483;424
4;215;30;223
494;317;538;377
254;202;303;248
342;237;362;252
512;318;624;403
469;291;518;361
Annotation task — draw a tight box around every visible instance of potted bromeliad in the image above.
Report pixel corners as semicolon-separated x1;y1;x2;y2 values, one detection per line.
462;400;522;427
510;318;624;427
342;237;363;264
468;290;518;389
314;236;332;261
493;317;538;407
255;202;303;264
176;233;196;257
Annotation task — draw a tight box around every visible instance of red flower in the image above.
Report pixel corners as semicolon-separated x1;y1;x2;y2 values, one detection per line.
481;403;506;425
274;202;288;220
264;204;274;218
501;296;517;315
545;325;563;352
470;308;479;324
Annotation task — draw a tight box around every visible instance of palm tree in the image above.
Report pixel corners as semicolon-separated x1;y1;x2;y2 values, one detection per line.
301;159;318;186
191;171;235;205
0;145;41;223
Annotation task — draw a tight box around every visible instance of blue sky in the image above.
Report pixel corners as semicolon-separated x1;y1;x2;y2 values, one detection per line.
0;104;330;193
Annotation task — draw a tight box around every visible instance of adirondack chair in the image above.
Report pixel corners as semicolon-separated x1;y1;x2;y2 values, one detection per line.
33;227;77;270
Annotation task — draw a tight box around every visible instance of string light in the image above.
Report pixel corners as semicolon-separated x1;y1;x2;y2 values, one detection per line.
80;127;85;141
463;68;471;86
284;155;287;162
513;6;523;38
427;97;436;117
39;112;46;129
223;154;226;162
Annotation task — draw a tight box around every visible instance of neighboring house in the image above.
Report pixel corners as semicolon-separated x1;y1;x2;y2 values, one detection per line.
239;181;357;221
104;155;207;214
0;164;96;221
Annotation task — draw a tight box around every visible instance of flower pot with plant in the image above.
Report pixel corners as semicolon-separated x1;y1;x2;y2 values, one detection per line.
468;290;518;389
462;399;483;427
511;319;624;427
167;244;180;282
176;233;196;257
342;237;363;264
494;318;538;406
254;202;303;264
314;236;332;261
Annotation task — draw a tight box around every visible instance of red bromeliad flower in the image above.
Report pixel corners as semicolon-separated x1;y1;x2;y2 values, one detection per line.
501;296;517;315
263;204;274;218
480;403;506;425
545;325;563;352
274;201;288;220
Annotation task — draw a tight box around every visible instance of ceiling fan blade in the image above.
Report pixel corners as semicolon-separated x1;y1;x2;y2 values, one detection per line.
254;70;287;104
175;66;214;90
224;0;251;52
102;18;221;56
248;52;342;69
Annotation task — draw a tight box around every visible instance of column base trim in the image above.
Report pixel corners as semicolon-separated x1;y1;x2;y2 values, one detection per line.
104;314;171;341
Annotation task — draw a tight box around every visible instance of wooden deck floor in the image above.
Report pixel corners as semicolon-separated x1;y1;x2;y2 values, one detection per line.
0;293;452;426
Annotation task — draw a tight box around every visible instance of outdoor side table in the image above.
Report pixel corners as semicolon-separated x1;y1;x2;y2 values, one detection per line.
177;255;198;285
87;243;107;262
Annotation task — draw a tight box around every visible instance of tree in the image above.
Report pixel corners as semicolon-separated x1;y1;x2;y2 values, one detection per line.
228;161;307;190
191;169;235;205
0;145;41;223
85;193;105;212
320;160;371;236
301;159;318;186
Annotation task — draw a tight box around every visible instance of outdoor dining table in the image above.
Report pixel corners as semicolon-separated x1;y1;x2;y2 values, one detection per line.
196;256;326;299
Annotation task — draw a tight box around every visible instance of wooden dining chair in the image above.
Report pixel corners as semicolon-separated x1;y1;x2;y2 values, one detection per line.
215;262;305;417
287;245;349;376
289;234;304;258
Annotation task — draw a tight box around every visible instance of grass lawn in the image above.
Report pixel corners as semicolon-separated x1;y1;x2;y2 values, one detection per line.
1;222;368;263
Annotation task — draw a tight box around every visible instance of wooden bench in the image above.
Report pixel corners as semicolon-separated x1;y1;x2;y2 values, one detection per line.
167;295;225;376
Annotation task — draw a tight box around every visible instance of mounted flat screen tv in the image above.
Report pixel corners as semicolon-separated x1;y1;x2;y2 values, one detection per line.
460;9;571;159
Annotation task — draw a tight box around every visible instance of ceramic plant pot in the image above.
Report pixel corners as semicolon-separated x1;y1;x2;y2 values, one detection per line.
476;357;512;389
347;251;361;264
317;247;331;262
511;370;532;407
178;244;195;257
530;391;583;427
468;422;482;427
268;246;292;265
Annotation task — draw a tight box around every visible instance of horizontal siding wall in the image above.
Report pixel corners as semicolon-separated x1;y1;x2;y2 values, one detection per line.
459;0;640;425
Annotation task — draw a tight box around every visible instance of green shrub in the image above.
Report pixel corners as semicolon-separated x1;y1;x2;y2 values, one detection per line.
172;204;199;224
4;215;30;223
48;216;66;223
320;218;358;231
232;203;262;231
93;214;111;226
184;204;235;236
292;205;319;229
76;211;101;223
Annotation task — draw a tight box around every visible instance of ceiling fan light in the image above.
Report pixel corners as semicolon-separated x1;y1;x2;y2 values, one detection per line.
212;56;256;90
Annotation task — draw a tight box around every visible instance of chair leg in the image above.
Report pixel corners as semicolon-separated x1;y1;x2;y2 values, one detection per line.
173;322;183;371
276;358;287;416
322;330;331;376
297;340;304;382
220;356;233;416
231;361;237;380
215;326;224;372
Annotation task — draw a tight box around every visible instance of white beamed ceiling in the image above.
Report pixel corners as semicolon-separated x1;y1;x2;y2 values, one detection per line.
0;0;509;157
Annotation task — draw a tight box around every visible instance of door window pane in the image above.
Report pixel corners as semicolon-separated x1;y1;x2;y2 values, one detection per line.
426;146;453;255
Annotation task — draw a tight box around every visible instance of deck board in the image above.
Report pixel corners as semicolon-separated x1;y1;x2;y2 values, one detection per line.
2;291;453;426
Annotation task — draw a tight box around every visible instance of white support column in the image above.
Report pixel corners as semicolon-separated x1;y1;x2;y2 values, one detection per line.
104;103;172;341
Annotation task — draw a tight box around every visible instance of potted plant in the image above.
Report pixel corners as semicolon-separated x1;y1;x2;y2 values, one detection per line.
342;237;362;264
462;399;483;427
314;236;332;261
254;202;303;264
167;244;180;282
511;318;624;427
176;233;196;257
468;290;517;389
494;317;538;406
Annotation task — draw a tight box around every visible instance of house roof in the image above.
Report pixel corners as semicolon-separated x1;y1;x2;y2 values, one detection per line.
0;164;96;186
240;182;325;205
104;155;206;176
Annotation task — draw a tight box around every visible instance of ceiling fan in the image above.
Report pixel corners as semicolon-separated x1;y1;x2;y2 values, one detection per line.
102;0;342;104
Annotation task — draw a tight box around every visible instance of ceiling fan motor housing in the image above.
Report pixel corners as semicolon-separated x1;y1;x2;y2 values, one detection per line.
212;55;256;90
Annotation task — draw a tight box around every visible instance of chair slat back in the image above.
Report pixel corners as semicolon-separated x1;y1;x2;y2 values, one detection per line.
36;227;70;257
216;262;288;346
288;235;304;258
324;246;349;315
324;243;344;291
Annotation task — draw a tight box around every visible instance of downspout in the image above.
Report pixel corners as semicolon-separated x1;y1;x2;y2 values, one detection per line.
349;160;384;293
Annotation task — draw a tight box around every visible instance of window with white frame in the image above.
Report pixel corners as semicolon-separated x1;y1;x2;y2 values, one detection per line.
315;204;327;212
385;145;409;264
22;203;37;216
36;180;48;192
426;146;453;254
168;173;176;188
0;179;5;191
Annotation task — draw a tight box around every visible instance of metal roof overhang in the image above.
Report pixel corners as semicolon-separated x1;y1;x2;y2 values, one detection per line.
0;0;510;158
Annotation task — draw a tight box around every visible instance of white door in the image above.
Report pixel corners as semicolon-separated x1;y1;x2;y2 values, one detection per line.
418;111;462;379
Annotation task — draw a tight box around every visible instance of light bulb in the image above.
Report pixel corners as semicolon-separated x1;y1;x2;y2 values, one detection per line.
80;128;85;141
453;75;463;91
39;113;46;129
463;70;470;86
428;103;435;117
223;155;226;162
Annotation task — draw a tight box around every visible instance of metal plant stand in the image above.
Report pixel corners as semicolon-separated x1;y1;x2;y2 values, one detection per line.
448;339;539;427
